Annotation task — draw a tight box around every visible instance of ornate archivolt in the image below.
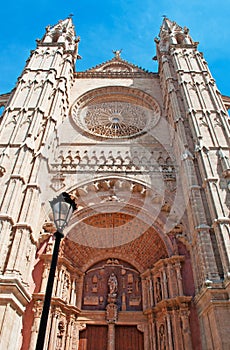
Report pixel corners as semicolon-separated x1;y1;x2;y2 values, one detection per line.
57;177;175;271
64;176;176;250
70;86;161;139
69;176;167;210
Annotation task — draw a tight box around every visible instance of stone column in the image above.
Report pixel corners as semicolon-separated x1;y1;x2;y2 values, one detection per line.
29;302;43;350
150;315;157;350
65;315;75;350
181;310;193;349
107;323;115;350
70;277;77;305
171;309;183;350
5;227;27;275
56;268;64;298
76;274;84;309
166;313;173;350
162;268;168;299
0;219;13;272
140;273;149;310
166;265;173;298
49;308;60;350
149;277;154;307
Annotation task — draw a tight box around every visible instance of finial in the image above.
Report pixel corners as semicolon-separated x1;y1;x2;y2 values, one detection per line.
68;13;74;18
162;15;167;18
112;49;122;59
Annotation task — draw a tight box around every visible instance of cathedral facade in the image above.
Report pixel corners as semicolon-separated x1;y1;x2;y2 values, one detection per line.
0;17;229;350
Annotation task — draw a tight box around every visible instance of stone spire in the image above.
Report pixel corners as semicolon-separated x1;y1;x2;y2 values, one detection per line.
155;17;197;53
40;17;80;56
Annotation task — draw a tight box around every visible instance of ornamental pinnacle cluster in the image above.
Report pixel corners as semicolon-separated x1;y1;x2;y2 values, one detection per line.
0;17;229;350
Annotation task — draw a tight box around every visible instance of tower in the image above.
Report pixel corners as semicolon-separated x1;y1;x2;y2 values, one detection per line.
0;17;229;350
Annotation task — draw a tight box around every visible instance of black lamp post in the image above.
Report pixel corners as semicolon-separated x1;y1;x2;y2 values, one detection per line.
35;192;77;350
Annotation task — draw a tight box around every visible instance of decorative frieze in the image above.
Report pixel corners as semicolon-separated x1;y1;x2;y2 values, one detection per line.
51;148;176;180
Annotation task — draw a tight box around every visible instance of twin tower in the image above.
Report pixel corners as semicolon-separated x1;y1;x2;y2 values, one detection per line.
0;17;229;350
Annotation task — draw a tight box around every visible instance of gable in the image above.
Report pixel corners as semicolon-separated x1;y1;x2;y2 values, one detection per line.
85;55;149;74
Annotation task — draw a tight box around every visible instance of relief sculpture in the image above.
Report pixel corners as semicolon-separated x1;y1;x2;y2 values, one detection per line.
82;259;142;312
108;273;118;297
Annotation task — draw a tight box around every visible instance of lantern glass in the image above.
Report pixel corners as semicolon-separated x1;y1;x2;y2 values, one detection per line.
50;192;76;233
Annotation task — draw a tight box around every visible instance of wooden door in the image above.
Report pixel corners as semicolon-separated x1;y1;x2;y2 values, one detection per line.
78;325;107;350
115;325;144;350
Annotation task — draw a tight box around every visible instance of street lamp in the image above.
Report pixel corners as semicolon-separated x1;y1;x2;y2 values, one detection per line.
35;192;77;350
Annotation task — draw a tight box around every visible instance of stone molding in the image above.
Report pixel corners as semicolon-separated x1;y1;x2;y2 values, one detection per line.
0;276;31;314
75;71;157;79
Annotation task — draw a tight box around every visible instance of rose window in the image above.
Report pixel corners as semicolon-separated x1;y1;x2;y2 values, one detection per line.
83;102;148;137
71;89;161;139
72;100;160;139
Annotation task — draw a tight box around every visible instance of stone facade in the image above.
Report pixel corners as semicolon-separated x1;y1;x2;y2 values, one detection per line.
0;17;229;350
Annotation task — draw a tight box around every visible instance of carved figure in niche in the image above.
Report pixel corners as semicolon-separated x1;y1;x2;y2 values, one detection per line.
159;324;166;350
56;321;65;349
62;274;70;302
108;273;118;296
156;277;162;303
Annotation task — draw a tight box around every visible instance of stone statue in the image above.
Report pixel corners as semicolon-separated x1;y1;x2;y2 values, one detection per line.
112;49;122;59
108;273;118;295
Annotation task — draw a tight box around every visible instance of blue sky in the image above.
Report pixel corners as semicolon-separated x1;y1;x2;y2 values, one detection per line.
0;0;229;96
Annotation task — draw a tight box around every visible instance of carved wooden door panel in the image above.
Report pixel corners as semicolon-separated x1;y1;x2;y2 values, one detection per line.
78;325;107;350
115;326;144;350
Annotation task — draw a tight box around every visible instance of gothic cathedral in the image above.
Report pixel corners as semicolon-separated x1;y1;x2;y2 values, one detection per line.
0;17;229;350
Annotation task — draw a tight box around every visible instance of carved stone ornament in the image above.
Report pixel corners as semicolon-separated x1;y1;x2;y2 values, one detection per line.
50;173;66;192
78;323;87;331
108;273;118;298
106;303;118;323
72;100;161;139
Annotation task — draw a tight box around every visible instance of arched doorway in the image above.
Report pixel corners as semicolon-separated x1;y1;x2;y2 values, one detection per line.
63;203;171;350
30;177;196;349
78;259;145;350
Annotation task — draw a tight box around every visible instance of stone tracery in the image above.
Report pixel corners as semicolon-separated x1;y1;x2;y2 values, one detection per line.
83;101;147;138
71;86;161;139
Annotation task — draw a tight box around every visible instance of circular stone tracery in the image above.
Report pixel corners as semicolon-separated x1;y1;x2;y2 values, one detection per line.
83;101;147;138
71;87;161;139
